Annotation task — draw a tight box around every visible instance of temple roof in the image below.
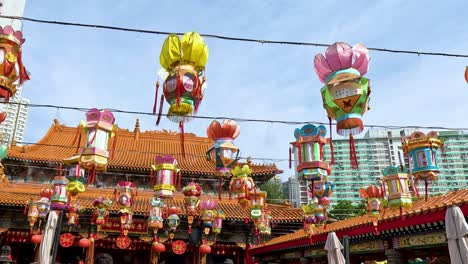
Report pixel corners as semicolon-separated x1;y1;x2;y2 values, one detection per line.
0;183;302;223
250;189;468;254
6;120;281;178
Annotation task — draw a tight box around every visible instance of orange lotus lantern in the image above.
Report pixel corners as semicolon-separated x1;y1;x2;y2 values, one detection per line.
359;185;383;216
206;120;241;175
229;165;256;209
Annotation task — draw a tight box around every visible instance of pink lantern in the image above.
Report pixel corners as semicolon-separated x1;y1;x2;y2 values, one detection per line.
151;155;179;198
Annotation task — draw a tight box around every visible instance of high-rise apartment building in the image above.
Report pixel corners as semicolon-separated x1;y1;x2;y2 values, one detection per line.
0;87;29;144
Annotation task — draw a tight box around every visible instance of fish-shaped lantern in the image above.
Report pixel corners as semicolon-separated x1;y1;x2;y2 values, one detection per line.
314;42;371;169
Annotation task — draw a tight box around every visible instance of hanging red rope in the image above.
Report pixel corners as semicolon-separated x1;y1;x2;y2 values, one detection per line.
156;95;164;125
349;134;359;169
328;116;335;165
152;81;160;114
179;121;185;158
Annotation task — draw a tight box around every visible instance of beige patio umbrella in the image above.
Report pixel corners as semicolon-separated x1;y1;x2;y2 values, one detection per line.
324;232;346;264
445;205;468;264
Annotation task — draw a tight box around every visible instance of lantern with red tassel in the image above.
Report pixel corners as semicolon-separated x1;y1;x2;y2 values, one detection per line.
199;200;217;228
313;42;372;169
114;181;136;236
92;196;112;231
382;166;412;210
155;32;209;156
148;197;165;233
152;155;179;198
229;165;256;209
182;181;202;215
80;108;116;185
359;185;382;216
0;25;30;124
402;131;443;200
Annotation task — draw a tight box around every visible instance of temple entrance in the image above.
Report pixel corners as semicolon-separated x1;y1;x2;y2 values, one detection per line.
95;248;151;264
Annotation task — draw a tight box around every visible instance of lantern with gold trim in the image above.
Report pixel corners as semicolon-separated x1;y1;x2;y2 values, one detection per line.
182;181;201;234
199;200;217;228
79;108;117;185
148;197;165;233
229;165;256;209
114;181;136;236
151;155;179;199
314;42;371;169
92;196;112;231
359;185;382;216
206;120;241;175
382;166;412;212
166;206;181;234
64;154;86;202
50;176;69;210
155;32;209;155
402;131;443;200
25;197;39;233
0;25;30;124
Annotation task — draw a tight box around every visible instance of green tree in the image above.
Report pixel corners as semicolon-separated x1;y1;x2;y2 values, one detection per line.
328;200;366;220
258;180;285;205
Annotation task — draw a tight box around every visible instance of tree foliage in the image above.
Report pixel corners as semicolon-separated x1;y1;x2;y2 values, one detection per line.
258;180;285;205
328;200;367;220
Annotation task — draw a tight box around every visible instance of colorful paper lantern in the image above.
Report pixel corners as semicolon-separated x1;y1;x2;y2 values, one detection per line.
66;202;82;226
314;42;371;169
359;185;383;216
382;166;412;210
155;32;209;155
92;196;112;230
212;210;225;235
151;155;179;198
402;131;443;200
80;108;117;184
313;180;334;206
182;181;202;215
290;124;331;181
166;206;181;233
26;198;39;232
64;154;86;200
301;203;316;235
148;197;165;232
50;176;69;210
37;188;52;221
206;120;241;175
249;191;266;221
229;165;256;209
257;208;272;236
0;25;30;124
114;181;136;236
199;200;218;228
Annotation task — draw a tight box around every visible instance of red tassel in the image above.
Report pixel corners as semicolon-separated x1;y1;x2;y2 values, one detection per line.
188;225;192;234
380;180;386;199
88;168;96;186
349;134;358;169
17;49;30;84
288;147;292;169
328;116;335;165
179;121;185;158
156;95;164;126
193;76;202;114
218;178;222;201
176;76;182;106
153;81;160;114
425;179;428;201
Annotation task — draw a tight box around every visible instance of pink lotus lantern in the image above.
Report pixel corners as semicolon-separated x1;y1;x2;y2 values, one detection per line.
151;155;179;198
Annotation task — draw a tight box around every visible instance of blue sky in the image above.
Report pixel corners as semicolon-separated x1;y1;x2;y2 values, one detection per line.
18;1;468;181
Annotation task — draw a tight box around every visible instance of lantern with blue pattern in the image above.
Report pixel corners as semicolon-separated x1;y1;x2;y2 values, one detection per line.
206;120;241;175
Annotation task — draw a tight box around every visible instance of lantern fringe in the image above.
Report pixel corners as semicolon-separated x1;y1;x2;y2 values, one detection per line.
153;81;160;114
336;118;364;136
328;116;335;165
156;95;164;125
179;121;186;158
349;134;359;169
87;167;96;186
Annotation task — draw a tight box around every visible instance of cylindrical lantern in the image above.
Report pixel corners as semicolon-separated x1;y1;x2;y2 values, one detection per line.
114;181;136;236
152;155;178;198
250;191;266;221
382;166;412;209
0;25;30;124
206;120;241;175
80;108;116;184
148;197;165;232
212;210;225;235
182;181;202;215
166;206;180;233
199;200;218;228
26;198;39;232
37;188;52;220
64;154;87;201
359;185;382;216
229;165;255;209
290;124;330;181
50;176;69;210
314;42;371;169
93;196;112;230
402;131;443;199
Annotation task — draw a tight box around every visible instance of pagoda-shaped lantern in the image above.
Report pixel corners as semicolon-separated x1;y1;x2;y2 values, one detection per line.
93;196;112;231
155;32;209;155
206;120;241;175
151;155;179;198
148;197;165;233
229;165;256;209
359;185;383;216
382;166;412;213
314;42;372;169
0;25;30;124
249;191;267;221
402;131;443;200
290;124;331;183
80;108;116;185
64;154;86;201
114;181;136;236
50;176;69;210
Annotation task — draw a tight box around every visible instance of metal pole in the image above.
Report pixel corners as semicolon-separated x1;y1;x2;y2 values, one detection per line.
50;210;63;264
342;235;350;264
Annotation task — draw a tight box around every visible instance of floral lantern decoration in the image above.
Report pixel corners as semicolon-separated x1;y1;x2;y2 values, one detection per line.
257;208;272;236
313;180;334;207
229;165;256;209
166;206;181;234
359;185;383;216
50;175;69;210
199;199;218;228
36;188;52;225
182;181;202;234
92;196;112;231
64;154;86;202
0;25;30;124
402;131;443;200
382;166;412;215
151;155;179;198
314;42;371;169
206;120;241;175
155;32;209;155
114;181;136;236
66;202;82;226
26;198;39;233
79;108;117;184
212;210;225;238
301;203;316;236
249;191;266;221
148;197;165;234
290;124;331;184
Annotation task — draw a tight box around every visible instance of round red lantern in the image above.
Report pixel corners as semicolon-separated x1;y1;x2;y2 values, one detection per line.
200;244;211;254
31;234;42;244
79;238;91;248
152;242;166;253
59;233;74;248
